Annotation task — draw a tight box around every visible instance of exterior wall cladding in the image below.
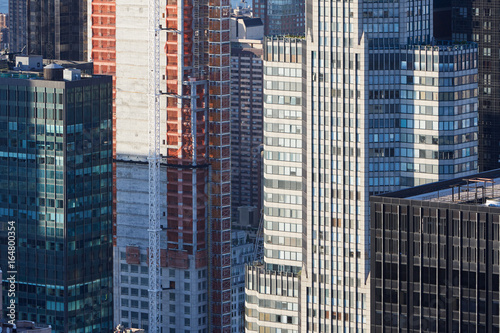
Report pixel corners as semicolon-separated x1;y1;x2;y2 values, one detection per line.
251;0;304;36
92;0;231;332
245;0;482;331
230;45;263;220
91;0;116;247
433;0;500;172
8;0;28;53
25;0;88;60
371;169;500;332
0;73;113;332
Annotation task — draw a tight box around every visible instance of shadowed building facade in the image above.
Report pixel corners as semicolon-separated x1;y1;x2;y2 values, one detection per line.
371;169;500;331
0;64;113;332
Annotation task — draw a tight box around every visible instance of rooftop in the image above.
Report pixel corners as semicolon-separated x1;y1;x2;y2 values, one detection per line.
241;17;262;28
376;169;500;206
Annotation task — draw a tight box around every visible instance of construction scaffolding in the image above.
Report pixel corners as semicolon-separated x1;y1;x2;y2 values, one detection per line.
148;0;231;330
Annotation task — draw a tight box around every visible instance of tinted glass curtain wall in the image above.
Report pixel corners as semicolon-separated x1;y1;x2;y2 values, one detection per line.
0;75;113;332
27;0;87;60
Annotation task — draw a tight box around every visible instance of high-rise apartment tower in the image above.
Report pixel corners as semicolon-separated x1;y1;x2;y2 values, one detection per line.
246;0;480;331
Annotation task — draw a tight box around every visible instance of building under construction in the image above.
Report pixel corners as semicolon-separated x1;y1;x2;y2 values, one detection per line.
90;0;231;332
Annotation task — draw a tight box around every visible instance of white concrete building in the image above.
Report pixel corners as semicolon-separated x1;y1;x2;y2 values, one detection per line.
245;37;304;333
246;0;479;329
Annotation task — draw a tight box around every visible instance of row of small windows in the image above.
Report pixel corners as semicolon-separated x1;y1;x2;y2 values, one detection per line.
362;8;399;18
264;38;303;63
1;120;108;135
264;151;302;162
368;133;477;145
264;66;302;78
369;167;476;188
121;275;149;286
264;108;302;120
368;73;477;86
264;94;302;106
121;263;148;274
265;193;302;205
264;80;302;92
376;216;499;242
265;249;303;263
370;162;468;175
363;23;400;33
245;297;298;312
264;206;302;219
265;165;302;177
406;20;430;32
368;116;478;131
264;123;302;134
265;235;302;248
369;88;478;101
67;206;110;222
265;136;302;148
265;220;302;233
369;103;477;116
264;178;304;191
0;88;64;104
368;50;477;72
369;146;477;159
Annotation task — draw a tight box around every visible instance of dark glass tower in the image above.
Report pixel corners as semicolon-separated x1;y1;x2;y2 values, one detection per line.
230;42;263;222
434;0;500;171
371;169;500;331
0;63;113;332
252;0;304;36
26;0;87;60
8;0;28;53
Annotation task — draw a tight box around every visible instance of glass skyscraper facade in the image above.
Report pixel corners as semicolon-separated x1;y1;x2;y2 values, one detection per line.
0;67;113;333
252;0;305;36
438;0;500;172
246;0;480;332
26;0;88;60
371;170;500;331
8;0;28;53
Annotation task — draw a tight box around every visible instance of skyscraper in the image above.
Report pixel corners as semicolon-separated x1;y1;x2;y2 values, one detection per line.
433;0;500;171
230;35;264;221
252;0;304;36
371;169;500;331
8;0;27;53
107;0;231;331
245;36;304;333
246;0;479;331
22;0;88;60
0;59;113;332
